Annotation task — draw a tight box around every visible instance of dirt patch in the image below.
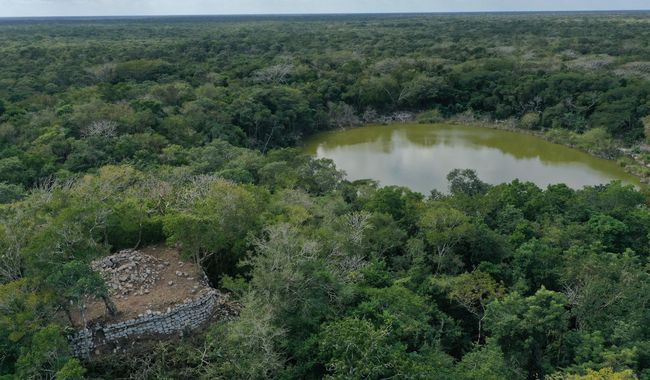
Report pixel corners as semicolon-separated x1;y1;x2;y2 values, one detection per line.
82;245;213;324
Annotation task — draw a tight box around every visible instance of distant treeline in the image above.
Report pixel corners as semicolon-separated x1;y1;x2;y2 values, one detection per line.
2;13;650;195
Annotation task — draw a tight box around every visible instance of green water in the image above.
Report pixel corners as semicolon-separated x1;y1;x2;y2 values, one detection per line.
303;123;640;194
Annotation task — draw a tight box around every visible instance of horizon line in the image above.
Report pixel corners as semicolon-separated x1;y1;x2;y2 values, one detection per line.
2;9;650;19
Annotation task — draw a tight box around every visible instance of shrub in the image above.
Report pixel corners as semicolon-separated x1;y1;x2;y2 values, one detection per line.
520;112;541;129
416;109;444;124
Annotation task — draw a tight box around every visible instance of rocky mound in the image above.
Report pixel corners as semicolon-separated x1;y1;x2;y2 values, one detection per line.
92;249;169;298
84;246;214;323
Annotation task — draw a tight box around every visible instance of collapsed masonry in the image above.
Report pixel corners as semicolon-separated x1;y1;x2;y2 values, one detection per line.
68;247;233;358
70;289;221;358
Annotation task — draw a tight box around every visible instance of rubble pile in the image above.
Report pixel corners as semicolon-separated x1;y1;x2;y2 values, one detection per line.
92;249;170;298
70;246;238;358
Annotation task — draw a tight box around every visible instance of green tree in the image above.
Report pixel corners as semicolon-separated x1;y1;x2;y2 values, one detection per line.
512;239;563;293
520;112;541;129
258;161;299;191
418;205;471;274
447;169;490;197
163;179;264;277
246;224;349;342
446;271;504;343
561;367;637;380
201;293;286;380
363;186;423;230
296;158;345;196
318;317;398;379
53;358;87;380
0;182;25;203
485;287;570;380
15;324;82;380
318;317;455;379
398;75;445;108
114;59;171;82
46;260;116;328
0;156;30;185
351;284;439;349
586;214;628;252
563;249;649;335
455;343;516;380
0;279;54;375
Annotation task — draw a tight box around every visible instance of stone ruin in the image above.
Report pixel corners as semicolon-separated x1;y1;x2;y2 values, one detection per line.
70;288;223;359
68;247;236;359
92;249;168;298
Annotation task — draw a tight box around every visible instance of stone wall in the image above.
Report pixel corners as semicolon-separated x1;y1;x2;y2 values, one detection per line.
70;289;219;358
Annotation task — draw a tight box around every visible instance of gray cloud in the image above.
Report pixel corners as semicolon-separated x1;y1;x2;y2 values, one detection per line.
1;0;648;17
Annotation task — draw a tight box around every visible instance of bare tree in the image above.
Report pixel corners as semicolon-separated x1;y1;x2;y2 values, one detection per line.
372;57;416;75
0;214;27;283
175;174;221;209
200;293;286;379
391;111;415;123
419;207;469;274
138;174;173;219
362;107;379;123
86;63;117;83
342;211;372;246
253;63;294;84
82;120;118;139
328;102;359;128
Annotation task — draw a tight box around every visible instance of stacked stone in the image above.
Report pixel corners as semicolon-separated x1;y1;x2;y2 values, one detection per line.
68;290;220;359
91;249;170;298
69;329;94;358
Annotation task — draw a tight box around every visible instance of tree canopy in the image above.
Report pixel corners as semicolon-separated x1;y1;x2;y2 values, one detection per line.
1;12;650;380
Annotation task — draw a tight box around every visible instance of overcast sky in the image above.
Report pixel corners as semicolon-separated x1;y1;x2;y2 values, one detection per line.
1;0;649;17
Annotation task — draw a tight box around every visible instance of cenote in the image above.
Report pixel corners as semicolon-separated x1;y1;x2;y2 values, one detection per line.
303;123;640;194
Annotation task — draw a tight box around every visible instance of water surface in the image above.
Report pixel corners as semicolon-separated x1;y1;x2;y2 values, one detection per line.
303;123;639;194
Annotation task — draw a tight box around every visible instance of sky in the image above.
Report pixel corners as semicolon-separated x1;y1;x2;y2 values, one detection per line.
1;0;649;17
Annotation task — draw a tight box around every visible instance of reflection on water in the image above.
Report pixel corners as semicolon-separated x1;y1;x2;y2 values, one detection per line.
303;123;639;194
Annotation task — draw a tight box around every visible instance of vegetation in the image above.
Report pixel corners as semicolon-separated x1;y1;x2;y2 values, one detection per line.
1;12;650;380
